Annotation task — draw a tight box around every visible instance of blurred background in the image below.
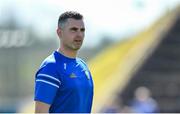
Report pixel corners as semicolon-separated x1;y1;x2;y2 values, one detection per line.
0;0;180;113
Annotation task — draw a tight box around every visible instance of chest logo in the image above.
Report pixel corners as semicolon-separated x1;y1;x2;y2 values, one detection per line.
69;73;77;78
64;63;67;70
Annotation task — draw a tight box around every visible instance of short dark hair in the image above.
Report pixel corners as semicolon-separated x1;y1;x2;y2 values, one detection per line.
58;11;83;28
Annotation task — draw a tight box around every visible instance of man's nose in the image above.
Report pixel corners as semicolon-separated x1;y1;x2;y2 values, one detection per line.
77;31;84;38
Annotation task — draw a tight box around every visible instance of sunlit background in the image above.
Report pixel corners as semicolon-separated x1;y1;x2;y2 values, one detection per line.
0;0;180;113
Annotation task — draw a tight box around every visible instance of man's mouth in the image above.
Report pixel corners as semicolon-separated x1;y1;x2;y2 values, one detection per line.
74;39;82;43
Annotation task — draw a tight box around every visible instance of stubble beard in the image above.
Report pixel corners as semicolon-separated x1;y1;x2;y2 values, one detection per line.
72;42;82;50
66;41;82;51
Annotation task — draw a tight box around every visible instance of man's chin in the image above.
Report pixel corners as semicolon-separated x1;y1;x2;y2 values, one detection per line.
72;45;81;50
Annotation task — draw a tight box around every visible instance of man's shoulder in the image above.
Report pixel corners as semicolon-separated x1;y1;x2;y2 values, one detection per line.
77;58;89;68
40;54;57;68
36;53;59;77
77;58;86;64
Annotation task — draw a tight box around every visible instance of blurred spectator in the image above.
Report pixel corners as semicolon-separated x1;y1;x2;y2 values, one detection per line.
130;86;159;113
101;96;122;113
120;105;133;113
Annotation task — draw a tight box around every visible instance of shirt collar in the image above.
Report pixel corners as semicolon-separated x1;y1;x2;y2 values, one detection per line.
54;50;76;62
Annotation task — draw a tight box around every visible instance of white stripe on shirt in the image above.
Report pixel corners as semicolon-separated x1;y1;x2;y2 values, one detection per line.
37;74;61;85
36;79;59;88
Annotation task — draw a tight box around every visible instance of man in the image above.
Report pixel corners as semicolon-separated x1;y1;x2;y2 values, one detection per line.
130;86;159;113
34;11;94;113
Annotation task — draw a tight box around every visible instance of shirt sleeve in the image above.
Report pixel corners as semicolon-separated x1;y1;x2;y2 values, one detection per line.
34;63;61;105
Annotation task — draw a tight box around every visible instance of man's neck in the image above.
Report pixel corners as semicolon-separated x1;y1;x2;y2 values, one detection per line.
58;48;77;59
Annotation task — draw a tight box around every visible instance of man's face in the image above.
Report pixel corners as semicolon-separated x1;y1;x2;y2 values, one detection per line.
58;18;85;51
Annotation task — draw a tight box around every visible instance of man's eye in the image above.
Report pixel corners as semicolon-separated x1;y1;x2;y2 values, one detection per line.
81;28;85;32
70;28;78;32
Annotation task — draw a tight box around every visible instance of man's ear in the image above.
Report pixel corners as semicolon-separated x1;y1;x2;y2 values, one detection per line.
57;27;62;38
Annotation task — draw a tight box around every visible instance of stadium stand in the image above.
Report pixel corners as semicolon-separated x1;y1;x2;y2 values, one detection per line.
120;7;180;112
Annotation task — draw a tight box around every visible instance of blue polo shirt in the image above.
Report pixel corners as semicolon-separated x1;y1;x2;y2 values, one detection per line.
34;51;94;113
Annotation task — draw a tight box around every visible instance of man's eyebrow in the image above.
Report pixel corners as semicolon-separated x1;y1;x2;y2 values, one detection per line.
70;27;78;30
70;27;85;31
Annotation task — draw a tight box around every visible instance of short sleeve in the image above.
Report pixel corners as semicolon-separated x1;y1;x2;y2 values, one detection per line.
34;63;61;105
